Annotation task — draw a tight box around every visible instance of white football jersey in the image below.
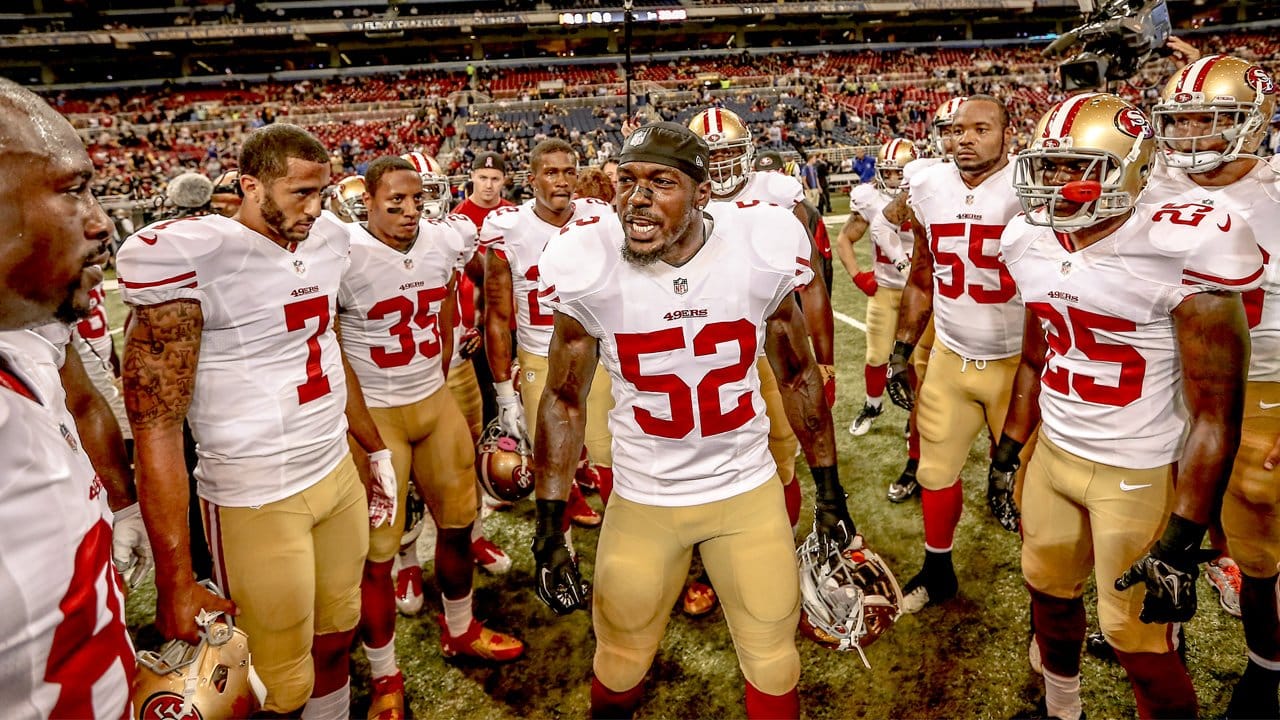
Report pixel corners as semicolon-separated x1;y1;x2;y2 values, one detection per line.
540;201;813;507
117;213;351;507
1002;202;1263;468
0;330;134;720
479;197;613;357
722;170;804;208
73;283;114;367
69;286;131;441
849;184;909;290
1145;161;1280;382
339;219;467;408
909;161;1023;359
443;213;479;367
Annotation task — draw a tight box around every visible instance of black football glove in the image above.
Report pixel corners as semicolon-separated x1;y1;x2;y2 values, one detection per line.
812;466;856;551
987;435;1023;533
531;499;588;615
885;341;915;410
1115;514;1217;624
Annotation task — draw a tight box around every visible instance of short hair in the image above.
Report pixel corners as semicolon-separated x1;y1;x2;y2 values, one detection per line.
574;167;615;203
365;156;417;196
960;94;1010;128
238;124;329;186
601;157;619;169
530;139;577;173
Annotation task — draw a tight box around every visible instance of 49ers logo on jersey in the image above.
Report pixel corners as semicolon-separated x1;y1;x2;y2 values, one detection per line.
139;691;204;720
1113;108;1153;138
1246;66;1275;95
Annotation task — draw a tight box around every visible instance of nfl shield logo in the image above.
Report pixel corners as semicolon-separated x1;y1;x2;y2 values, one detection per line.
403;258;414;270
1060;260;1072;276
60;423;79;452
673;277;688;295
293;259;307;276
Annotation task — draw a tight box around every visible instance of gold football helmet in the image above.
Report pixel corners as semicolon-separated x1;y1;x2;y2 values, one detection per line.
402;151;452;219
1013;93;1155;230
330;175;368;223
930;97;967;158
1153;54;1277;172
687;107;754;197
477;418;534;503
875;138;919;190
133;601;266;720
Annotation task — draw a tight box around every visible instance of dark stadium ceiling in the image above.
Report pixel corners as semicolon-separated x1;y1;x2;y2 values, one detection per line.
0;0;1271;87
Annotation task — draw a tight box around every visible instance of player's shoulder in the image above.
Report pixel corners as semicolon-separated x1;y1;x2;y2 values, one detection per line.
443;212;480;247
541;211;621;300
708;201;808;274
997;213;1043;265
117;214;235;288
309;212;352;258
1136;200;1262;291
905;160;955;199
571;196;614;220
754;170;804;205
478;199;528;244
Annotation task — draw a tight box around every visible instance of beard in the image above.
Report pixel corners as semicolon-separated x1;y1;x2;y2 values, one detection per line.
53;278;91;325
261;192;309;243
620;209;696;268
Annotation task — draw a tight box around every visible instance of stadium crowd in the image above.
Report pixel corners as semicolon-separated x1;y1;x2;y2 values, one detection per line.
60;30;1280;217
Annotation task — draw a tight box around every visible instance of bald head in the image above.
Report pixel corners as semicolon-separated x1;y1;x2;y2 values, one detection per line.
0;79;110;330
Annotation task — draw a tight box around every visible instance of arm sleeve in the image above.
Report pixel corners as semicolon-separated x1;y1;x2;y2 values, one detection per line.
116;228;206;308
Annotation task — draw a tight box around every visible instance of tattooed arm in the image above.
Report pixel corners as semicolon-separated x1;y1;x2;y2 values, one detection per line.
123;299;235;643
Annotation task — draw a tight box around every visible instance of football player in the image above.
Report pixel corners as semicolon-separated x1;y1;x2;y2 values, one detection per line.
399;150;513;585
1147;56;1280;717
532;121;856;719
339;156;525;716
875;98;964;504
118;124;392;717
1001;93;1260;720
481;139;609;524
836;138;918;438
326;175;368;224
886;95;1027;613
0;79;135;718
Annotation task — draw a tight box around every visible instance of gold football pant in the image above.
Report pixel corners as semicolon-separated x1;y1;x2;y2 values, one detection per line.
517;347;613;466
915;341;1018;491
446;358;484;443
592;478;800;695
1222;381;1280;578
1021;435;1179;654
865;287;903;366
757;356;799;484
202;455;368;712
361;387;479;564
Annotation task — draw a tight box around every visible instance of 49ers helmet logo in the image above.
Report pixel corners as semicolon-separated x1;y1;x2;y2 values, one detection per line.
1246;66;1275;95
139;692;203;720
1114;108;1153;138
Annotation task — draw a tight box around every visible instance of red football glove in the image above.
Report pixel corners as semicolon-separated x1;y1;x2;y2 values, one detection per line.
853;271;878;297
819;364;836;408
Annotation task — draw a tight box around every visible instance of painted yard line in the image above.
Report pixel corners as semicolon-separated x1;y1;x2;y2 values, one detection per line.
832;309;867;332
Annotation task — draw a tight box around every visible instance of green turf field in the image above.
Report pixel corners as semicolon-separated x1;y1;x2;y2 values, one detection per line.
116;205;1248;719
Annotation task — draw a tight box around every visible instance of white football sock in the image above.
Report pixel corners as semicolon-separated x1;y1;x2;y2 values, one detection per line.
301;678;350;720
443;592;474;637
363;639;398;679
1043;668;1082;720
470;518;483;542
866;396;883;409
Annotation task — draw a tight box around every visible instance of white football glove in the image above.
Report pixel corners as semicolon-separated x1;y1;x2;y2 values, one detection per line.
111;502;153;588
494;380;529;444
368;449;398;528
